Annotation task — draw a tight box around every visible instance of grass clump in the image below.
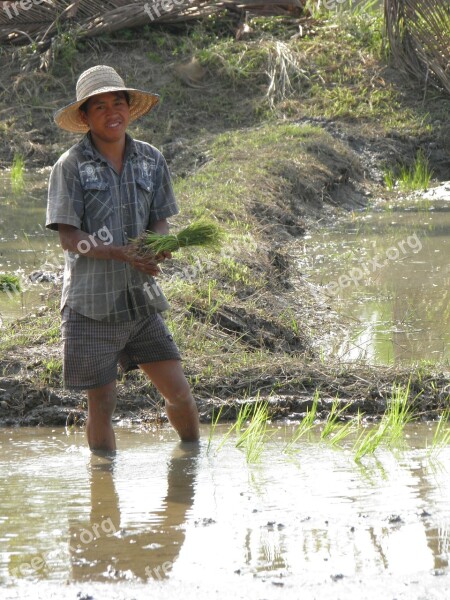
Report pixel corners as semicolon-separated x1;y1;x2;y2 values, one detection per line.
384;151;434;192
320;398;353;440
384;380;417;442
40;358;62;385
398;151;434;191
211;400;270;463
0;303;60;352
0;273;21;293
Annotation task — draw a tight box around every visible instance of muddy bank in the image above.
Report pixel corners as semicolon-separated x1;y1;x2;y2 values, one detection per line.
0;338;448;427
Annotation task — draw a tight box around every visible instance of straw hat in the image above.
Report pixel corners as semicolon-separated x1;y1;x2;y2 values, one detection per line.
54;65;159;133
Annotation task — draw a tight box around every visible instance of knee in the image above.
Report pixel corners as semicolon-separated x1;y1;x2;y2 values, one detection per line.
164;382;193;408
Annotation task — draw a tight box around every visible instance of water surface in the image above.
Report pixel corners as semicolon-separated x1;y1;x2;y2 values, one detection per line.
1;424;449;599
300;192;450;365
0;170;59;326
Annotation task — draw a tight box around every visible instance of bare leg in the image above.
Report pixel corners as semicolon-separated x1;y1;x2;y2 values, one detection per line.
86;380;117;452
139;360;200;442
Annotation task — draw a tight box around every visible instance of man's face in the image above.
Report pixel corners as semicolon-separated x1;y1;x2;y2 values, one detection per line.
80;91;130;144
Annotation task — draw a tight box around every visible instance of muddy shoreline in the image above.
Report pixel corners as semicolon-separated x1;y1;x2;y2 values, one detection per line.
1;343;448;427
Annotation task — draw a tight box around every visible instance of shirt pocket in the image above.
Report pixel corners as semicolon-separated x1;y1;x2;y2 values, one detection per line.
135;176;154;225
82;179;113;224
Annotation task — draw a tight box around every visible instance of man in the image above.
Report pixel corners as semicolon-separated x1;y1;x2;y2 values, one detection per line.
46;65;199;451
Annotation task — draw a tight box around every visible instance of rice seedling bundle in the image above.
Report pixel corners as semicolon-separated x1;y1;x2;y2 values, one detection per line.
133;220;223;259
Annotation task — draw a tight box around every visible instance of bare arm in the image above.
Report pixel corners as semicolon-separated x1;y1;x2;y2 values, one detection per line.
58;222;171;276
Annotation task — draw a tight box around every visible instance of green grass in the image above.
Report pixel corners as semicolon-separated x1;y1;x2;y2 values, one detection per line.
398;151;434;191
0;303;61;352
384;151;434;192
383;167;396;191
40;358;62;385
384;380;417;443
328;415;359;447
212;400;270;462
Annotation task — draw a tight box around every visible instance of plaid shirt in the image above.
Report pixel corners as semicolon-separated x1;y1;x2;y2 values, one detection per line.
46;133;179;321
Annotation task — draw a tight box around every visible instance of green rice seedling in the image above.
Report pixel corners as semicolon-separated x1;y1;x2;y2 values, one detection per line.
427;409;450;458
133;220;223;258
235;400;269;464
215;402;251;454
0;273;21;293
320;398;352;440
353;419;388;462
283;389;320;454
11;153;25;193
354;381;419;461
384;379;418;444
235;402;253;433
328;418;358;448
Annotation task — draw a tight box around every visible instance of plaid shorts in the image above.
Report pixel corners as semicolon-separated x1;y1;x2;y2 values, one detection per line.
61;306;181;390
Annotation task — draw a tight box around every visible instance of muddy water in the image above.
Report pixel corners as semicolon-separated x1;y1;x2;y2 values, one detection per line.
1;424;449;599
300;188;450;364
0;170;58;326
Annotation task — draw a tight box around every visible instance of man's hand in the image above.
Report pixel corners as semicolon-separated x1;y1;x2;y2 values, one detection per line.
111;245;160;276
155;250;172;262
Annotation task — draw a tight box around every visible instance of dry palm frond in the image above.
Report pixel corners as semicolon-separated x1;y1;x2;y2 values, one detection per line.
384;0;450;95
0;1;306;46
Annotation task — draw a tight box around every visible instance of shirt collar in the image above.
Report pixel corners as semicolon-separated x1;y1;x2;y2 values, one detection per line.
79;133;138;163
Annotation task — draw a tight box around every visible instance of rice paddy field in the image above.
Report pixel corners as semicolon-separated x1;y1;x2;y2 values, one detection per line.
0;4;449;599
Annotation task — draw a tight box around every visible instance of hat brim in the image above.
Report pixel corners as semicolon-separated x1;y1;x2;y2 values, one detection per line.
54;86;159;133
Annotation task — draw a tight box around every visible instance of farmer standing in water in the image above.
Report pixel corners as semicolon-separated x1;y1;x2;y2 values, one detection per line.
46;65;200;451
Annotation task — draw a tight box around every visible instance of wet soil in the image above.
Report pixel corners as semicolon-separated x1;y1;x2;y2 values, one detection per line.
0;329;448;428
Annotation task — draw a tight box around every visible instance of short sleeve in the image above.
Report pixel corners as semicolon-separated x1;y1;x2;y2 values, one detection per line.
46;155;84;231
148;154;179;225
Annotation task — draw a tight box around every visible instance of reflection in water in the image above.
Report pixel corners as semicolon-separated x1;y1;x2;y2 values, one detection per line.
0;427;449;597
229;438;450;580
68;443;199;581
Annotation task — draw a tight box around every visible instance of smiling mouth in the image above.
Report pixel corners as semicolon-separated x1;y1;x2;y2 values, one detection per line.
106;121;122;129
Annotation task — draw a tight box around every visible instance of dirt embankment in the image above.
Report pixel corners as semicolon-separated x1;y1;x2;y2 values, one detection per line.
0;16;449;427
